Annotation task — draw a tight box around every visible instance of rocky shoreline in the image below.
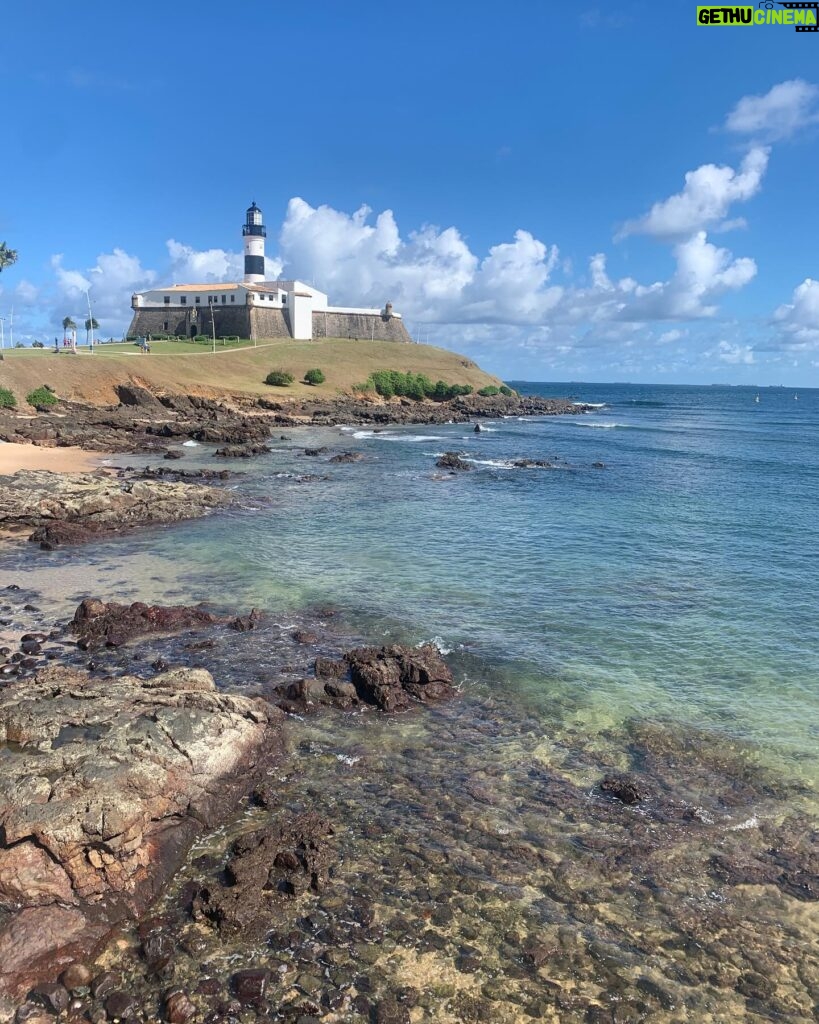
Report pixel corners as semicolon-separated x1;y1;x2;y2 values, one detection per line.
0;586;459;1019
0;385;588;457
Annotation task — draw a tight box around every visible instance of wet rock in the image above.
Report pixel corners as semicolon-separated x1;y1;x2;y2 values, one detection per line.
345;643;455;711
60;963;92;992
511;458;555;469
193;814;334;937
600;774;648;805
314;656;345;679
292;629;318;645
72;597;226;649
303;448;328;457
213;444;272;458
104;990;135;1020
164;989;197;1022
230;968;270;1006
15;1002;53;1024
163;449;184;460
229;608;264;632
328;451;364;463
29;982;70;1014
435;452;472;472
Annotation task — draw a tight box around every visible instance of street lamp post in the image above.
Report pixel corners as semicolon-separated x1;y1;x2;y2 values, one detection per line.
85;290;95;351
0;316;5;350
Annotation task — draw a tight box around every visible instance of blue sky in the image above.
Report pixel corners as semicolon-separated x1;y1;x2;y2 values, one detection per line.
2;0;819;384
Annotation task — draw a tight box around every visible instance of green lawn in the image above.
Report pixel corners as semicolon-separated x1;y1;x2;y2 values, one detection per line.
95;338;252;354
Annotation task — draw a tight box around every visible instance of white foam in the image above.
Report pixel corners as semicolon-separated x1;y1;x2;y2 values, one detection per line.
575;421;623;429
352;430;375;439
576;402;606;409
182;439;199;447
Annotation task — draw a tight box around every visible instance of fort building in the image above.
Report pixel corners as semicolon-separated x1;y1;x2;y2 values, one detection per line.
127;202;412;344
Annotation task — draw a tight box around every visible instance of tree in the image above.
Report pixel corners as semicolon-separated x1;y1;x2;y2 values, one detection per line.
0;242;18;274
62;316;78;352
303;368;325;386
85;317;99;346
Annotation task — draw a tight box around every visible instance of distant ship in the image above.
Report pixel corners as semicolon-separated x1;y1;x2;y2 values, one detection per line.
754;393;760;403
794;394;799;401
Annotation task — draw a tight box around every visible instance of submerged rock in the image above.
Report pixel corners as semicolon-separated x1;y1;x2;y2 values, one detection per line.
600;774;648;805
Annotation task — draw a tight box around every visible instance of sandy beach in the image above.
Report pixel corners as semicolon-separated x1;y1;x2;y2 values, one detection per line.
0;442;103;475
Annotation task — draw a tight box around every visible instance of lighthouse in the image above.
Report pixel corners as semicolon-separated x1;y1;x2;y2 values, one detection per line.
242;201;266;283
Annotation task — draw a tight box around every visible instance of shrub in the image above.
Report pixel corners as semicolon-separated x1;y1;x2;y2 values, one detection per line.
352;380;374;394
26;386;58;410
477;385;500;397
32;340;45;348
193;335;210;343
364;370;474;402
0;387;16;409
499;385;514;396
265;369;295;387
304;368;325;386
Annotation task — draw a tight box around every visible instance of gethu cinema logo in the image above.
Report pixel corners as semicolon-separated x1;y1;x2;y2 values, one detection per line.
697;2;819;27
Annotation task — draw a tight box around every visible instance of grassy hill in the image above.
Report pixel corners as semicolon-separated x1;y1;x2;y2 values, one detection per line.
0;339;502;406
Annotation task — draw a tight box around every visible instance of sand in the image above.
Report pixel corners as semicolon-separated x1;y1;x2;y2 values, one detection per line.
0;442;102;475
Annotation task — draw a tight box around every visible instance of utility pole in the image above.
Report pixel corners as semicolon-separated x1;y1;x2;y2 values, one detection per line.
211;305;216;354
0;316;5;350
9;307;13;349
85;290;94;351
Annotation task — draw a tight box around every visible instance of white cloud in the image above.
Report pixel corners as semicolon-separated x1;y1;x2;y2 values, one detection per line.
725;80;819;141
658;328;685;345
52;249;156;329
711;340;755;365
772;278;819;349
618;147;768;240
165;240;282;284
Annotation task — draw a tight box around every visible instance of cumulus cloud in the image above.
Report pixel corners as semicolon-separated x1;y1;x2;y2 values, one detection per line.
725;80;819;141
772;278;819;349
278;198;565;325
711;340;755;365
52;249;156;329
618;147;768;240
165;240;281;284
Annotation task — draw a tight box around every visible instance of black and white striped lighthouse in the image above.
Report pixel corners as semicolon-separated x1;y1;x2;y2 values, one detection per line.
242;201;266;283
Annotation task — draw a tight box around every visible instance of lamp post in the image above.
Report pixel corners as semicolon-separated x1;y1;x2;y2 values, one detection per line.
211;303;217;354
0;316;5;350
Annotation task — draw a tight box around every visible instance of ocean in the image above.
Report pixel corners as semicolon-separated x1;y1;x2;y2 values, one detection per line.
5;381;818;1020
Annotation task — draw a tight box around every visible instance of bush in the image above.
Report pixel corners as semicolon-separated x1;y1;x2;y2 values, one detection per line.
0;387;16;409
499;385;514;397
26;386;58;410
477;385;500;397
32;340;45;348
363;370;474;402
303;368;325;386
265;369;295;387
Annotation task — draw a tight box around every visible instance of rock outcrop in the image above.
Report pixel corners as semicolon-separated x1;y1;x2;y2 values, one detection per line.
0;470;230;546
0;665;281;1005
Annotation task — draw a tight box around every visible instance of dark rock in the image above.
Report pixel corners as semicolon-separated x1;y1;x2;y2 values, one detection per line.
600;774;648;805
213;444;271;458
511;458;555;469
229;609;263;632
163;449;184;460
29;983;70;1014
314;656;346;679
91;974;120;1001
345;643;455;711
328;451;364;463
435;452;472;472
292;629;318;645
230;968;270;1005
72;597;226;649
104;990;136;1020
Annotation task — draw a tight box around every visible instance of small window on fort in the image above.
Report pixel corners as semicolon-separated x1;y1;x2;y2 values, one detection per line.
195;296;201;304
282;295;287;303
208;296;213;304
180;296;187;305
222;295;226;304
163;296;170;304
230;295;235;303
163;321;169;331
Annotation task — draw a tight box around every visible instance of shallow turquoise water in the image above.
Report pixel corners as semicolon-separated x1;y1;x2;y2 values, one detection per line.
10;382;819;775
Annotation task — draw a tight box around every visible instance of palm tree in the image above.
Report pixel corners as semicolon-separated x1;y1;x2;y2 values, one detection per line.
84;317;99;346
62;316;78;352
0;242;17;273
